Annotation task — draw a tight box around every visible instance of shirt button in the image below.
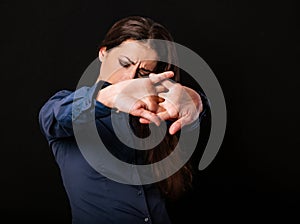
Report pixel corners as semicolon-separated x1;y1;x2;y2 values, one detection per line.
144;217;149;222
138;190;142;195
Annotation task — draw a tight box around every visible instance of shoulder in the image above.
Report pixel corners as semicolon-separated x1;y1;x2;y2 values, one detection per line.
50;90;73;99
40;89;75;107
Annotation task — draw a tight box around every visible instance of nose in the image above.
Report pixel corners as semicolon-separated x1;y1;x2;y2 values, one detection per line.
126;62;140;79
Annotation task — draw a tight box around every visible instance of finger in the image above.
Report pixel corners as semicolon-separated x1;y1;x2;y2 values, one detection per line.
149;95;164;103
149;71;174;84
156;105;166;113
130;100;161;126
139;117;151;124
158;92;167;99
154;84;168;93
157;96;165;103
158;90;180;99
159;79;178;89
169;116;191;135
141;95;162;112
139;104;165;124
134;108;161;126
156;110;171;121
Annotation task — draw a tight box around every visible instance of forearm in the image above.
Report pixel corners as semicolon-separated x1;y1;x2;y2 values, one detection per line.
39;81;112;141
96;84;118;109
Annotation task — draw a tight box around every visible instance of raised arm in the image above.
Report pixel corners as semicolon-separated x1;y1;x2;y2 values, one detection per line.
38;82;111;142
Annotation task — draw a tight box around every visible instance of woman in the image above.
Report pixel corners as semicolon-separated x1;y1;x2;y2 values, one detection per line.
39;16;208;224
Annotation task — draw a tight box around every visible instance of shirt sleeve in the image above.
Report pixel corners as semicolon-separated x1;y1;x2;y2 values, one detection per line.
38;81;112;142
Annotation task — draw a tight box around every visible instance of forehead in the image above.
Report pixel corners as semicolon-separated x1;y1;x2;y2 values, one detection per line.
109;40;158;62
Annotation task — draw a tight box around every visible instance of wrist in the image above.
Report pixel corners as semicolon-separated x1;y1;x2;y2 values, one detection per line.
96;84;118;109
184;86;202;113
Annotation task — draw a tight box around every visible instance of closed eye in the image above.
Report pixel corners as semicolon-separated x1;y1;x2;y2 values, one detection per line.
138;67;153;77
119;59;131;68
137;70;150;77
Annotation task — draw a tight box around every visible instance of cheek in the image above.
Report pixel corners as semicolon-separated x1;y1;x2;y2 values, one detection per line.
102;61;121;76
106;60;120;73
112;69;125;78
108;68;131;83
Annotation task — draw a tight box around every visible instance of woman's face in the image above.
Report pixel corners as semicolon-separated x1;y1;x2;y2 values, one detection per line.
98;40;158;84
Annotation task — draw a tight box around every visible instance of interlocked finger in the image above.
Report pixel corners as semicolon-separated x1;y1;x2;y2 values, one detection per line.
148;71;174;84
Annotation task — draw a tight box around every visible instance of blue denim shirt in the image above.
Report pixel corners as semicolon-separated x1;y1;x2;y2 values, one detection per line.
39;81;208;224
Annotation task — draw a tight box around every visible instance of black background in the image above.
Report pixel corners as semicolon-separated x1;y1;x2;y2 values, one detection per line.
1;0;299;223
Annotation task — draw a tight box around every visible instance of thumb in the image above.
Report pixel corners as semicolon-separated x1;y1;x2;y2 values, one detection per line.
169;120;182;135
168;116;190;135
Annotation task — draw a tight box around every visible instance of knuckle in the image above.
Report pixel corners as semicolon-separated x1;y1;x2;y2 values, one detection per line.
173;83;182;89
168;107;178;117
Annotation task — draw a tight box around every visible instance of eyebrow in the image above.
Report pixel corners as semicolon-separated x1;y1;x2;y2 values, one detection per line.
120;55;154;73
120;56;137;65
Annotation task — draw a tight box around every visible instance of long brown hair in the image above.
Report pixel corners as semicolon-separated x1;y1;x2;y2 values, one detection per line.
99;16;192;199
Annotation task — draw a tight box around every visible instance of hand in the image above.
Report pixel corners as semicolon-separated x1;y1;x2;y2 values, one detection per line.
140;79;203;135
96;71;174;126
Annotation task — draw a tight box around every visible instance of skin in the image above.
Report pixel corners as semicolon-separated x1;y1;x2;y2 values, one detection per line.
97;40;158;83
96;40;203;134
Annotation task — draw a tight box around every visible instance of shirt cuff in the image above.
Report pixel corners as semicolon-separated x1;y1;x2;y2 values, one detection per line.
72;81;112;122
94;80;112;118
